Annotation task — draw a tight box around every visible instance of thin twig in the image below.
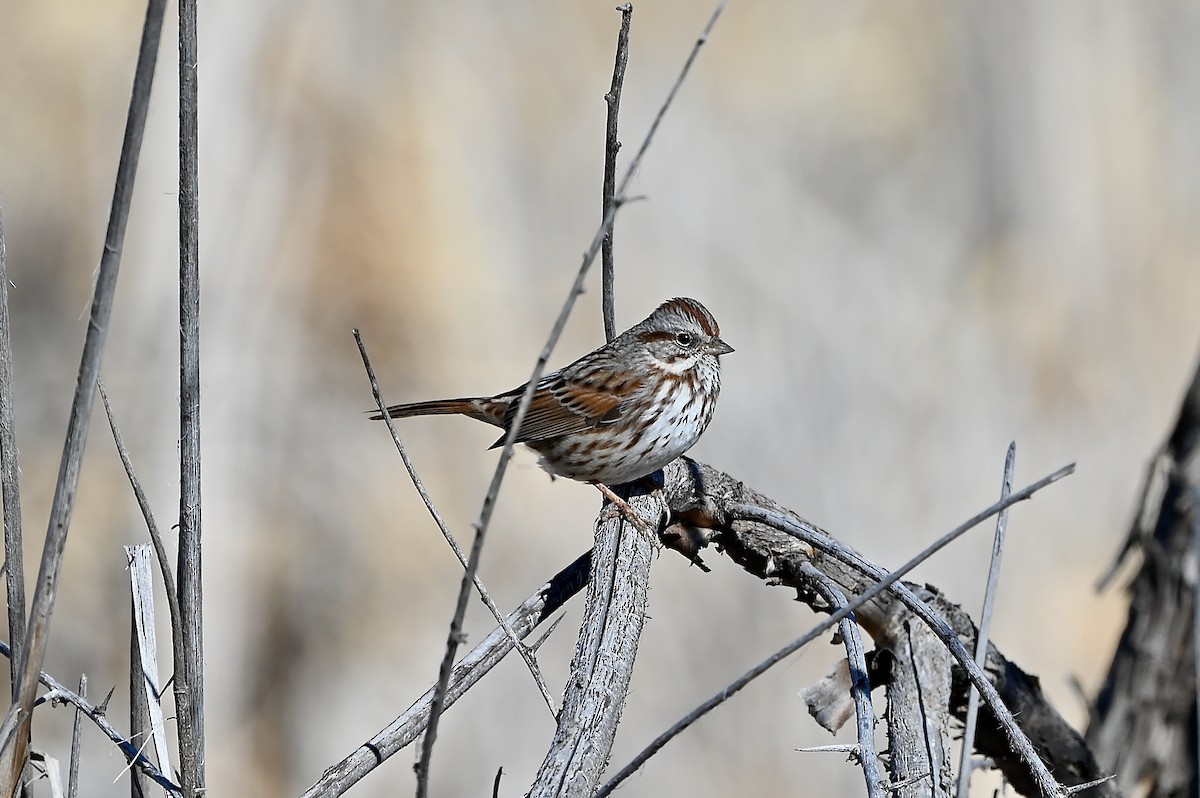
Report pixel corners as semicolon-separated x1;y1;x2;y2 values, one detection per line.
800;564;883;798
414;3;731;795
1064;775;1117;795
0;198;25;699
0;0;168;788
601;4;633;343
98;381;182;633
529;613;566;653
300;552;591;797
354;330;557;714
0;641;180;793
735;462;1072;602
733;499;1071;798
66;676;84;798
614;0;729;199
100;381;184;796
176;0;204;793
112;725;160;794
597;463;1073;797
956;443;1015;798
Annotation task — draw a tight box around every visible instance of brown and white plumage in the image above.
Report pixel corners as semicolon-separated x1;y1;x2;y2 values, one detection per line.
374;297;733;485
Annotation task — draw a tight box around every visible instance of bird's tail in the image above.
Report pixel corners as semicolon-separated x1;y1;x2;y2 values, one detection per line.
369;397;506;427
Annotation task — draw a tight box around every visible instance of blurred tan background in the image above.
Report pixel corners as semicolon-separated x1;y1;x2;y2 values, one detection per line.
2;0;1199;795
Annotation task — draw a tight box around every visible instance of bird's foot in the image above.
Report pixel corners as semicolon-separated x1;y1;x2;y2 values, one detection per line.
592;482;652;533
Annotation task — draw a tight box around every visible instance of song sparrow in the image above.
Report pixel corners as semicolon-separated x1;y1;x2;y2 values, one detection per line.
374;297;733;486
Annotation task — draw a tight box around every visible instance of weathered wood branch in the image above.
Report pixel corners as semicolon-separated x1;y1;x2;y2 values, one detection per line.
304;454;1108;797
527;488;663;797
657;456;1115;798
885;619;953;798
1087;354;1200;798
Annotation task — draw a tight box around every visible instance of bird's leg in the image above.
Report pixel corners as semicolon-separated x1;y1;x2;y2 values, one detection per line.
592;482;651;533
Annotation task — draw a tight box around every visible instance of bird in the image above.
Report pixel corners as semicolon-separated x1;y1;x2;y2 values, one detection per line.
373;297;733;489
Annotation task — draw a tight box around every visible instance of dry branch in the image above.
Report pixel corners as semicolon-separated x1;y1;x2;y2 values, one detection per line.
308;453;1102;798
528;488;660;796
601;4;633;343
355;331;556;713
0;200;24;699
175;0;204;793
956;442;1016;797
928;592;1114;798
0;642;179;794
1086;354;1200;796
0;0;168;790
129;609;151;797
654;457;1108;797
799;563;883;798
604;457;1063;794
886;619;954;798
100;383;182;637
66;676;82;798
301;553;591;797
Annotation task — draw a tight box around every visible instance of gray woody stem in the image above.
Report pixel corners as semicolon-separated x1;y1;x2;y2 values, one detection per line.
601;4;633;343
528;488;661;796
0;200;24;701
0;0;167;791
175;0;205;793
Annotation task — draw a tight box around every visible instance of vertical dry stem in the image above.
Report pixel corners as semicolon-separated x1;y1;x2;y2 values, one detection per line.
0;201;24;697
0;0;167;791
528;491;661;796
601;4;633;342
175;0;204;793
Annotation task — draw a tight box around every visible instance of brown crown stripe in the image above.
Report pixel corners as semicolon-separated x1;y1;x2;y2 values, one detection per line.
659;297;720;337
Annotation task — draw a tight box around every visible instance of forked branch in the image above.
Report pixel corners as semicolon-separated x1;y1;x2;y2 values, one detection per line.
306;455;1098;798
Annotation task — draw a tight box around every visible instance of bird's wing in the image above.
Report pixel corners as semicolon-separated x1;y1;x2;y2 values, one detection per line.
489;367;644;447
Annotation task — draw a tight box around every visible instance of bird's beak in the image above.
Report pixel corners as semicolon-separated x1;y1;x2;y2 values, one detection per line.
709;337;735;356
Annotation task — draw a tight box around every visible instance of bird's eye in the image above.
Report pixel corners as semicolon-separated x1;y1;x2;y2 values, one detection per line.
675;332;693;346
